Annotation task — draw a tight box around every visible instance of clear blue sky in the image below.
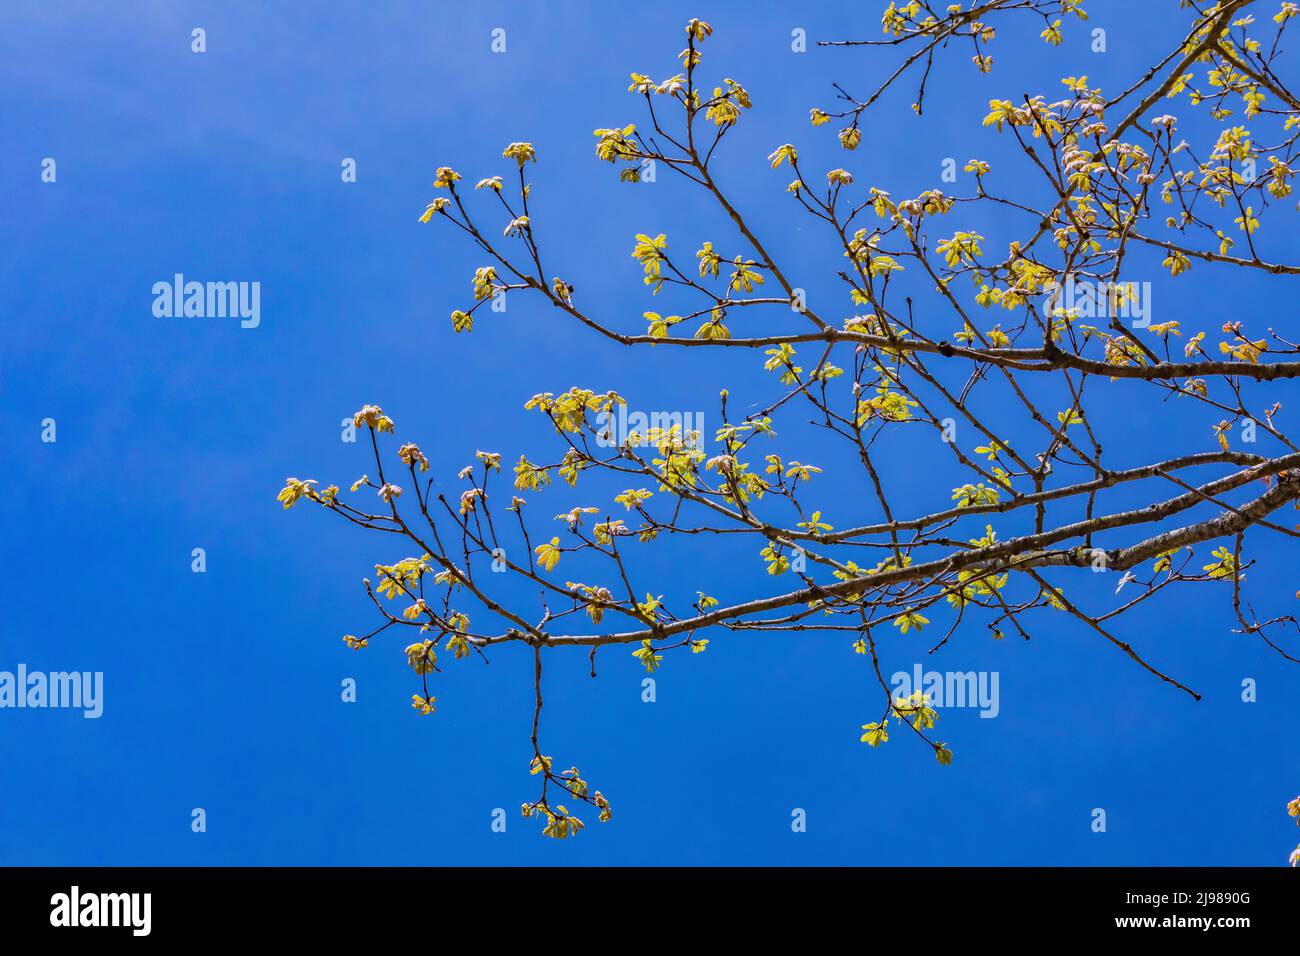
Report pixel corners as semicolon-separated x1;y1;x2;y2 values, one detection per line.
2;0;1297;865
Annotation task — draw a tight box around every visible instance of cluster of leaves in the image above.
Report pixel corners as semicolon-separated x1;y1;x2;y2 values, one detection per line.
283;5;1300;852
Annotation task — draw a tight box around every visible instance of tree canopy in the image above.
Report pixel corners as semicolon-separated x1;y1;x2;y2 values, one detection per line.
280;2;1300;858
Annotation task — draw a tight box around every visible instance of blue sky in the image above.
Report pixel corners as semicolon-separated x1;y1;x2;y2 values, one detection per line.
2;0;1298;865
